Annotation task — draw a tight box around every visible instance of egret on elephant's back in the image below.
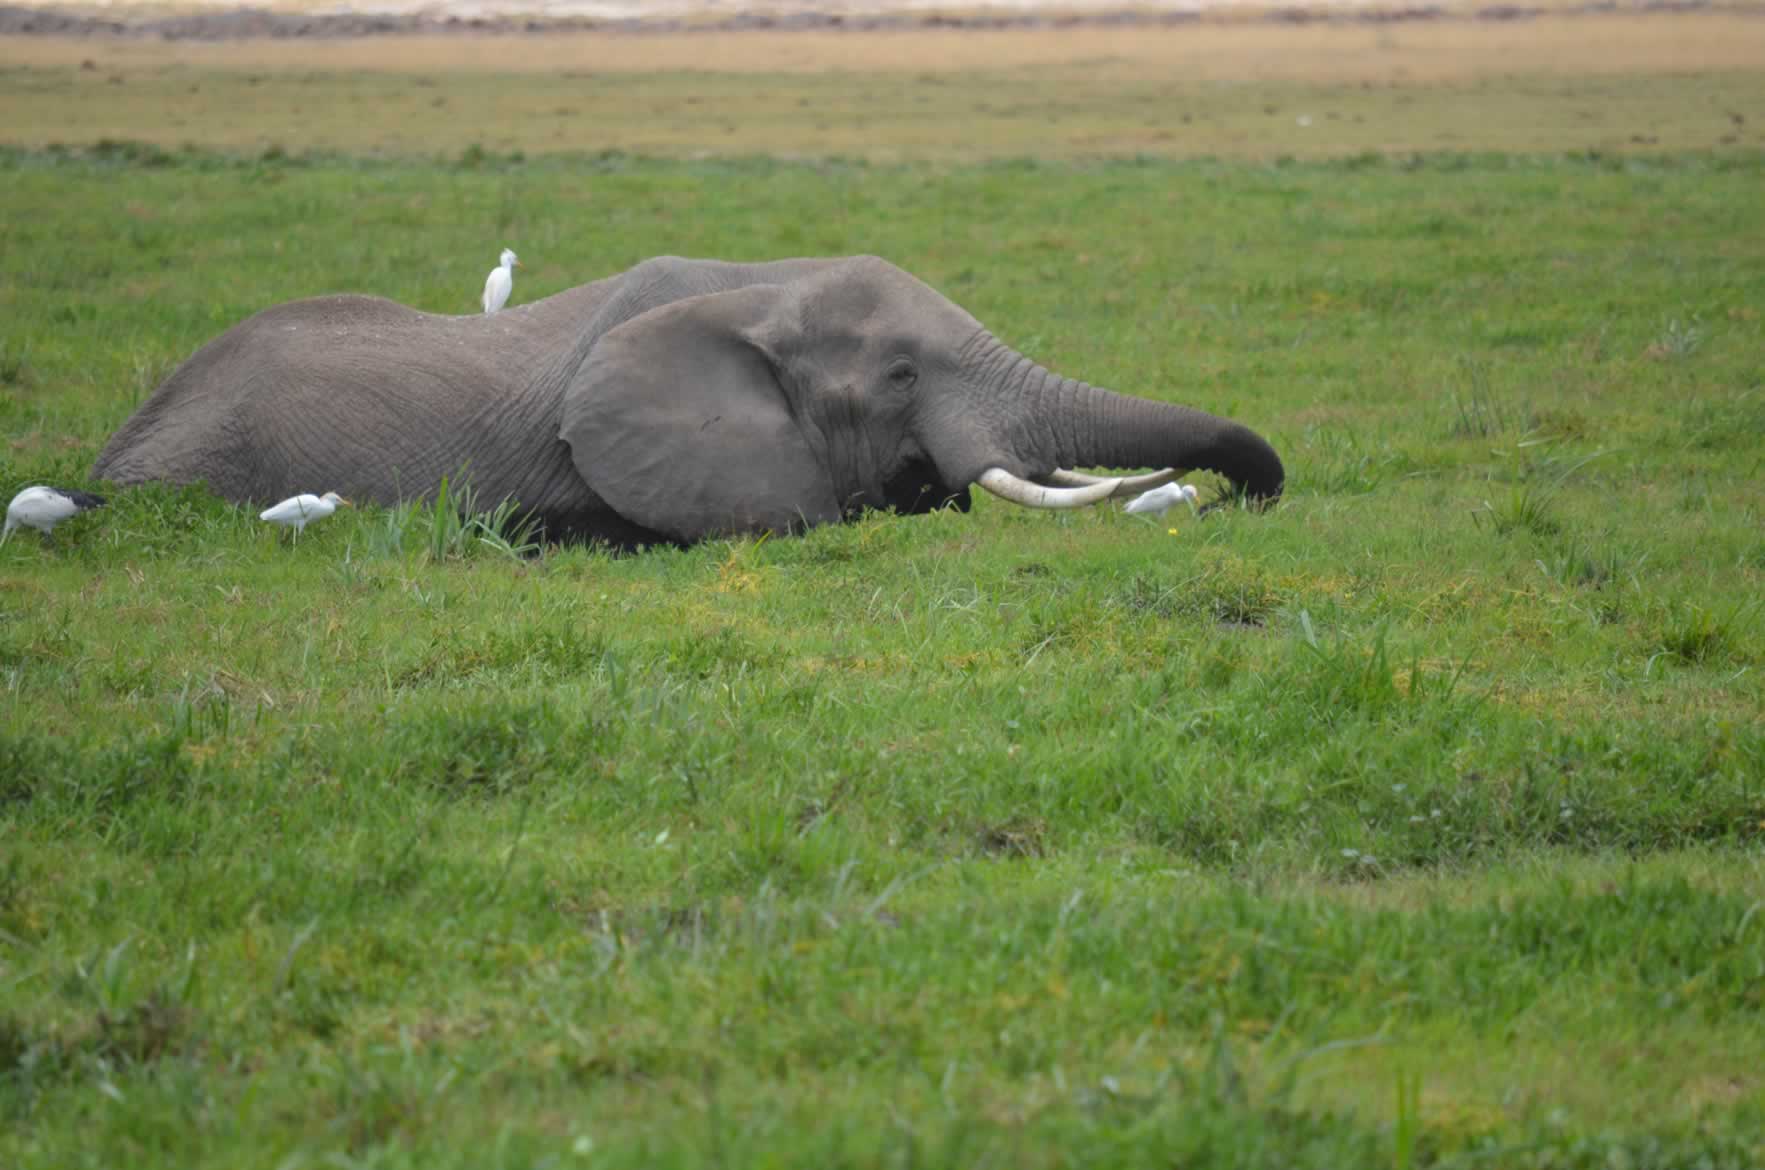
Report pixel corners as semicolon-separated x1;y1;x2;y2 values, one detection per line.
482;248;521;314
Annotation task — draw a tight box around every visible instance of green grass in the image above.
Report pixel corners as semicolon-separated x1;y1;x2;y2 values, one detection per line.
3;147;1765;1166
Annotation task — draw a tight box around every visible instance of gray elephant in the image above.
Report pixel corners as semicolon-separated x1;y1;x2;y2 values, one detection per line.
93;255;1283;548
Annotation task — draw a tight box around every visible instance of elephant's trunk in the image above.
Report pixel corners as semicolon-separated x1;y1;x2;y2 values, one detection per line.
954;334;1284;505
1048;377;1285;503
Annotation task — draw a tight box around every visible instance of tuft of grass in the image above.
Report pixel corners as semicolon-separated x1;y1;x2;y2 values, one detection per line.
1474;445;1613;539
473;496;544;561
0;341;33;388
1535;531;1646;593
1679;388;1765;452
424;474;474;562
1117;553;1285;628
1291;610;1470;719
1474;483;1562;537
1653;601;1756;668
1447;359;1533;439
1292;428;1417;497
351;474;545;563
976;816;1050;859
1644;316;1705;361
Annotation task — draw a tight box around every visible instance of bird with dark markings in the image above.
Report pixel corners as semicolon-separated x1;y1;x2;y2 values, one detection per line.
3;485;107;546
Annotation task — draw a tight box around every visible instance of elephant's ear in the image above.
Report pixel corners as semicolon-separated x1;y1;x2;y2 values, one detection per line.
560;284;839;543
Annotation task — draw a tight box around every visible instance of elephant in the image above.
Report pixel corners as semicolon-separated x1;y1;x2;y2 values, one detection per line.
92;255;1283;548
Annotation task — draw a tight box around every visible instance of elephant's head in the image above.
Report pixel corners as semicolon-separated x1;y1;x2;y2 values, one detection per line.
560;256;1283;543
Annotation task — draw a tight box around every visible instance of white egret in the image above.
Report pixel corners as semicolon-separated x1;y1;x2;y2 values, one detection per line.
3;485;106;546
481;248;522;314
260;492;350;542
1122;482;1200;520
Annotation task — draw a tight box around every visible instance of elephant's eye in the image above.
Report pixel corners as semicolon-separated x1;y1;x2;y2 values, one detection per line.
887;358;918;388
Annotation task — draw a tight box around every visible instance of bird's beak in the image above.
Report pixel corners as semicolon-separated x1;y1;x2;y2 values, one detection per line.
340;498;354;507
514;260;525;269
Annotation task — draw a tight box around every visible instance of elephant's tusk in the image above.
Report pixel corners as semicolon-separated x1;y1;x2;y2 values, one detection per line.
1044;467;1186;499
977;468;1121;509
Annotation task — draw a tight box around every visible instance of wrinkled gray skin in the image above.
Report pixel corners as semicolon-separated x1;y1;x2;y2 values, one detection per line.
94;255;1283;548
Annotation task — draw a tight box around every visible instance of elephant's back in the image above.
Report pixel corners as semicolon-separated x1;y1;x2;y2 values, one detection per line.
93;295;403;486
91;291;546;499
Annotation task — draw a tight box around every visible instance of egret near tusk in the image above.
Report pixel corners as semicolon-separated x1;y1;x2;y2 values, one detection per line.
3;485;106;547
482;248;523;314
1043;467;1185;499
260;491;351;543
1122;483;1201;520
977;468;1122;509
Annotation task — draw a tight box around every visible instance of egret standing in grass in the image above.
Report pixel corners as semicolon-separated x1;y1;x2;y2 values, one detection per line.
3;485;106;546
481;248;522;314
260;491;349;542
1123;482;1200;520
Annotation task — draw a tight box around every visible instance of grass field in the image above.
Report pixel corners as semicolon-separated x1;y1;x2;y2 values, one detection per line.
4;15;1765;1167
